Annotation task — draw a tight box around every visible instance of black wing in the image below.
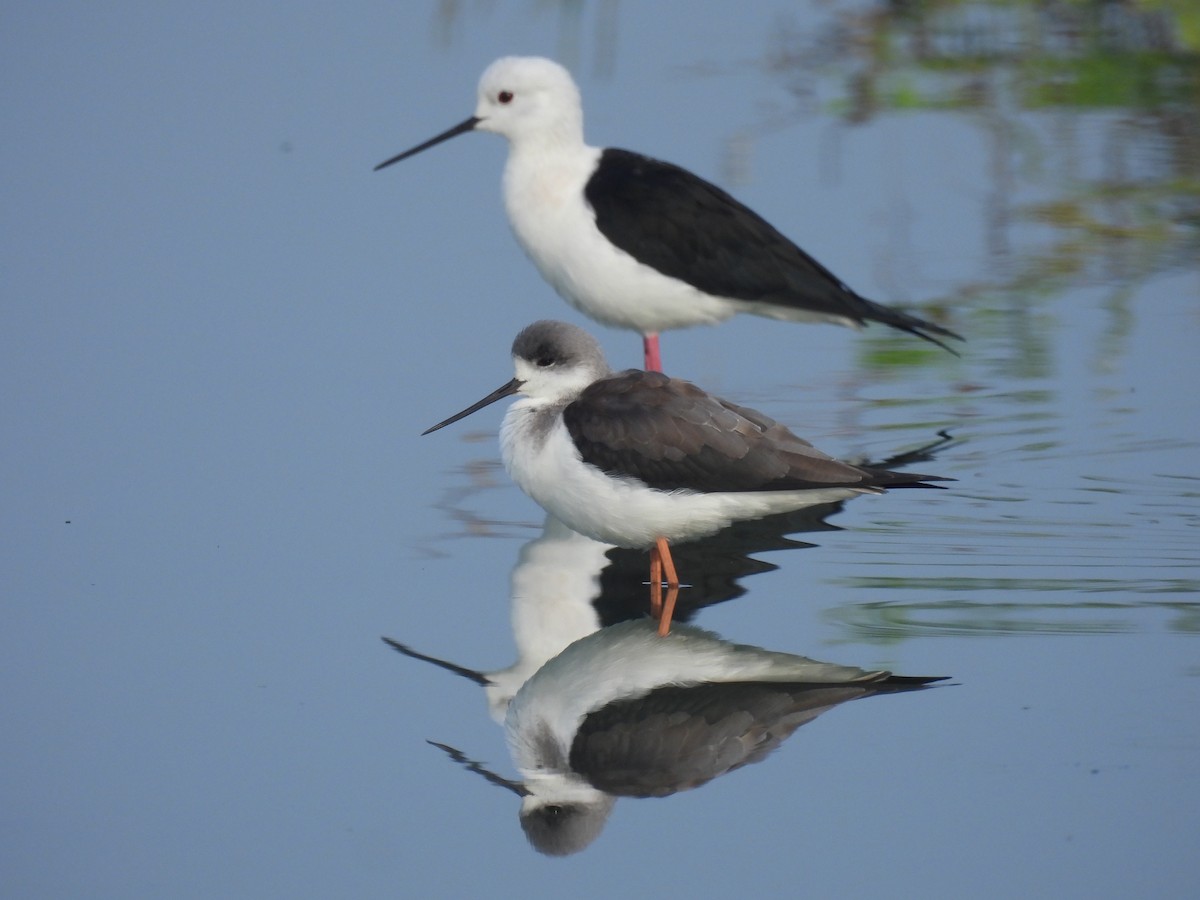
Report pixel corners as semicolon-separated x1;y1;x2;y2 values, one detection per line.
585;148;961;350
563;370;949;493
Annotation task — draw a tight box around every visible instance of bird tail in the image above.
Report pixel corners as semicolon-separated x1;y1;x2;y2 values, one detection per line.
866;469;954;490
856;296;964;355
864;674;952;694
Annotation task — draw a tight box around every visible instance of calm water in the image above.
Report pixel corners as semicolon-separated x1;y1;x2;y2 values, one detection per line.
4;2;1198;898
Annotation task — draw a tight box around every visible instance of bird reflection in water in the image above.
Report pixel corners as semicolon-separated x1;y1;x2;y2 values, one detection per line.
385;499;844;725
409;620;947;856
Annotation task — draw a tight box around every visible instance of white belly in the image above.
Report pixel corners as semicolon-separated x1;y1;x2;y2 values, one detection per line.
504;150;734;334
501;407;863;547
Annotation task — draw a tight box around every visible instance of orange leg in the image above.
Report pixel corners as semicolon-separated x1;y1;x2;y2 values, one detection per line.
649;544;663;618
658;584;680;638
643;333;662;373
651;537;681;636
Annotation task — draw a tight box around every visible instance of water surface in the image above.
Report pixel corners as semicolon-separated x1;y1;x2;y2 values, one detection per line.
3;1;1198;897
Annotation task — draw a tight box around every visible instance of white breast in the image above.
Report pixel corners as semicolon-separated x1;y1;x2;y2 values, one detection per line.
500;403;864;546
502;147;734;333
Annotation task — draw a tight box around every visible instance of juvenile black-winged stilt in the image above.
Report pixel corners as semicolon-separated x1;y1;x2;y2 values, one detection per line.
421;321;949;634
375;56;961;372
393;619;946;856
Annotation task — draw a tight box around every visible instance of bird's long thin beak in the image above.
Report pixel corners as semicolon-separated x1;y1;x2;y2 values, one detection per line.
374;115;482;171
427;740;529;797
381;637;491;686
422;377;522;435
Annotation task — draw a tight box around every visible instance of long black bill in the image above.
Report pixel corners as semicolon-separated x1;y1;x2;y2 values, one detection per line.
422;377;522;435
374;115;481;171
427;740;529;797
380;637;491;686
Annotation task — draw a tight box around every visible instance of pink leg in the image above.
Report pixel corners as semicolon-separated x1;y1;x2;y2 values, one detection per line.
642;332;663;373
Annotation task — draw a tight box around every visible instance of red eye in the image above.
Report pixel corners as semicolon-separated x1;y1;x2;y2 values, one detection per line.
498;91;514;104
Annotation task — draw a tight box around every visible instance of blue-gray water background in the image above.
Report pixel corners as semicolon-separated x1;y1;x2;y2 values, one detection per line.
4;2;1198;897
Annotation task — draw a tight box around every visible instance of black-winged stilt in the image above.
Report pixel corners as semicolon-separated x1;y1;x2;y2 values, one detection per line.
375;56;962;372
421;320;949;634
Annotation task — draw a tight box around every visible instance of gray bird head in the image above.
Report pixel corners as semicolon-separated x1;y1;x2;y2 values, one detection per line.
519;790;617;857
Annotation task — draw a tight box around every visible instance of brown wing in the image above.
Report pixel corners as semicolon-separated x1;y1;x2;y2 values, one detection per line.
563;371;946;493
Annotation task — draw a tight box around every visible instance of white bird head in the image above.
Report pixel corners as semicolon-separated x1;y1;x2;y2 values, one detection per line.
374;56;584;171
474;56;584;148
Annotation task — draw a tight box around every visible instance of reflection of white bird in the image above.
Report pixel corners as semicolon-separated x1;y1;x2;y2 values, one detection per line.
375;56;961;371
424;320;949;634
422;619;947;856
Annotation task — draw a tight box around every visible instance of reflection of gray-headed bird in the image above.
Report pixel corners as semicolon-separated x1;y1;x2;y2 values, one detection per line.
410;620;947;856
376;56;960;371
382;501;835;723
423;320;949;633
386;515;612;723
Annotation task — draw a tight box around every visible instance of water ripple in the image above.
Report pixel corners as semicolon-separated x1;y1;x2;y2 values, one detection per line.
823;598;1200;639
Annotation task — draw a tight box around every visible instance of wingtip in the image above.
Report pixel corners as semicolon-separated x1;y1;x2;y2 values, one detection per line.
860;298;965;355
906;322;965;356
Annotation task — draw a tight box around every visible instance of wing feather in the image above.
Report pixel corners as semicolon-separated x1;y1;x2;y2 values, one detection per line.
585;148;961;349
562;371;942;493
570;682;879;797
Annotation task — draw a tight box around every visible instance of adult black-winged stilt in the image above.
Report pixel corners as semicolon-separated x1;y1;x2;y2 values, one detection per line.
375;56;962;372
